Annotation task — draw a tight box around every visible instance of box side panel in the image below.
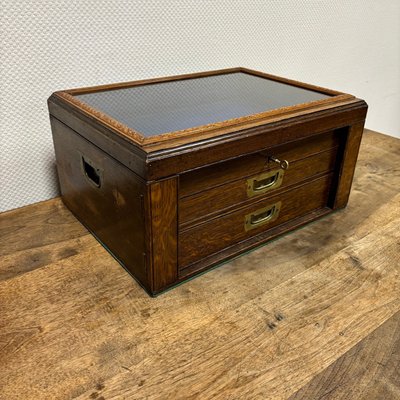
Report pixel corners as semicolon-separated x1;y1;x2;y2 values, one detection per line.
50;116;150;291
331;121;366;209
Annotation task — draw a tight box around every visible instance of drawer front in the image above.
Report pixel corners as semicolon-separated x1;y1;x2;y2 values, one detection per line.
179;147;338;226
180;130;341;198
179;173;333;269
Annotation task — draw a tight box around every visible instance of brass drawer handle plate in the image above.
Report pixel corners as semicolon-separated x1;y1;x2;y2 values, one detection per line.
244;201;281;231
247;169;284;197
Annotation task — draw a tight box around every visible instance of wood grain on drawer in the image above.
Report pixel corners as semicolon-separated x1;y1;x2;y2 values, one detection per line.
179;147;338;226
179;173;333;269
179;130;341;198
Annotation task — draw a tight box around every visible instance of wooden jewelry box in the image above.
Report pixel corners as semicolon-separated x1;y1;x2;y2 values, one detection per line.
48;67;368;296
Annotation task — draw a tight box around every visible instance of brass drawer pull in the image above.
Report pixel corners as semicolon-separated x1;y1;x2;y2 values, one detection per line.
247;169;284;197
245;201;281;231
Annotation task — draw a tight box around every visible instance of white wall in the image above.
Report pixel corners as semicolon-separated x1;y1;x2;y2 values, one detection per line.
1;1;399;212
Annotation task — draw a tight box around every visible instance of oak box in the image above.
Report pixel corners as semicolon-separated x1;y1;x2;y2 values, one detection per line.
48;68;368;295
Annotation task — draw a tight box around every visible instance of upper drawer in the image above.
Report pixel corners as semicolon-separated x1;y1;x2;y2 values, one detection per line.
179;147;338;226
179;130;341;198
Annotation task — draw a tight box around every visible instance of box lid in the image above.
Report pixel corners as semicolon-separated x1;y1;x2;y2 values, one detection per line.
49;68;358;152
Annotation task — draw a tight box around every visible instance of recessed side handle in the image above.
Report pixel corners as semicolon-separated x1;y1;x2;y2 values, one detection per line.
81;154;102;188
247;169;284;197
244;201;281;231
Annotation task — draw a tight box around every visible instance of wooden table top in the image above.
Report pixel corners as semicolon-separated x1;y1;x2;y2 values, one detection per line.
1;129;399;400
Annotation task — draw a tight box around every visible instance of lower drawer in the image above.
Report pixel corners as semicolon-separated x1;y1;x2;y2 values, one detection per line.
178;173;333;269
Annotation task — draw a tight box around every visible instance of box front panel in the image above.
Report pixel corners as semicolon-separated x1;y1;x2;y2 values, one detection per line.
179;130;344;227
176;127;353;274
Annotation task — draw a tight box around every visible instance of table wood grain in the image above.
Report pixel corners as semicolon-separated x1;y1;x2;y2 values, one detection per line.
0;129;399;400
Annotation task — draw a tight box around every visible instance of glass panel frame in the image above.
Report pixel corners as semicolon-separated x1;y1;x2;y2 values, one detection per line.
74;72;333;137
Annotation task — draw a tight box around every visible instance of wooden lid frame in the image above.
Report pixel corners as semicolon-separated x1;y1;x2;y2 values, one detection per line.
49;67;357;152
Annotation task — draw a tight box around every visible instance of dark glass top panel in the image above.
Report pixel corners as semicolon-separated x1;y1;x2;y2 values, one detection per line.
75;72;331;137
